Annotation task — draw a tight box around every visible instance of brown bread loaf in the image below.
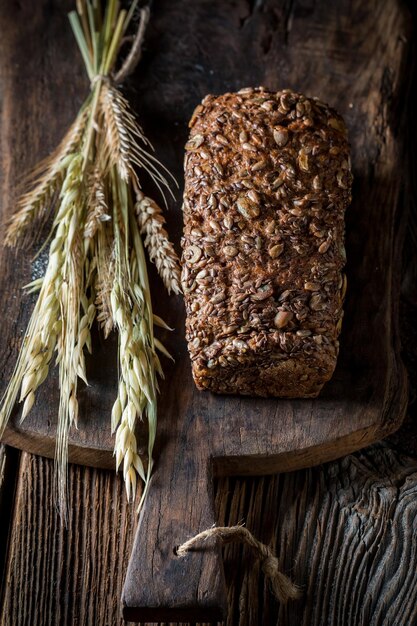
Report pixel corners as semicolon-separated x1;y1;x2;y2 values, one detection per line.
181;87;352;397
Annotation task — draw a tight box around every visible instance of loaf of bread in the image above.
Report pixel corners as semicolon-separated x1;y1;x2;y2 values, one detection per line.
181;87;352;398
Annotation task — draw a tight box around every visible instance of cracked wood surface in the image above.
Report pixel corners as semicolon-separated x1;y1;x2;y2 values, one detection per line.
0;0;416;624
2;439;417;626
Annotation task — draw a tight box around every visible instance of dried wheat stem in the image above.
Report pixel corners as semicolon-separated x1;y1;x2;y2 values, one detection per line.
100;83;175;202
110;280;150;501
114;7;150;83
101;84;134;183
51;155;87;519
94;226;115;338
2;1;179;516
0;155;86;474
109;176;152;501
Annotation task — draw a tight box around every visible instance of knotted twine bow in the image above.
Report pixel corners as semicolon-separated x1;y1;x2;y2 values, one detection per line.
177;525;302;604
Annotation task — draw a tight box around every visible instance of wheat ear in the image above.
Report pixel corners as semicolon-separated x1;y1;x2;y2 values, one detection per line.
1;0;179;516
100;84;175;202
95;223;115;338
110;174;155;501
49;155;87;519
135;191;182;295
5;107;90;247
84;166;111;239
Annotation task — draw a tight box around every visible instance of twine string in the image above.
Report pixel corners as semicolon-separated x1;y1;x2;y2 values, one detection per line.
90;6;150;90
90;74;111;88
176;525;302;604
114;6;150;84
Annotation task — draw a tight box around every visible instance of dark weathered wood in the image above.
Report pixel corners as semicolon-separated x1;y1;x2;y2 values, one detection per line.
3;442;417;626
0;444;19;604
0;452;141;626
0;0;413;623
122;0;411;620
217;443;417;626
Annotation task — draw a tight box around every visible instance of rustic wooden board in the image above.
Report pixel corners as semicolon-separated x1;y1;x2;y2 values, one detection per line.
0;443;19;598
3;441;417;626
0;0;411;622
0;0;409;478
0;451;141;626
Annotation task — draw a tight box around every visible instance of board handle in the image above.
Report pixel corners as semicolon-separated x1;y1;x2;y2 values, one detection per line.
121;413;227;623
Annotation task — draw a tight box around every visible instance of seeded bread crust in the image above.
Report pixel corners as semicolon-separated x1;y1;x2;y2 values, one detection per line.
181;87;352;398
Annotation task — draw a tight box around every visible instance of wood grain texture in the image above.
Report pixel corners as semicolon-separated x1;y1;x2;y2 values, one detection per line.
217;443;417;626
3;442;417;626
0;444;18;605
0;452;141;626
122;0;411;619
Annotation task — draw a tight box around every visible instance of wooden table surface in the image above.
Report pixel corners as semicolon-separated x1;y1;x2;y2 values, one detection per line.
1;1;417;625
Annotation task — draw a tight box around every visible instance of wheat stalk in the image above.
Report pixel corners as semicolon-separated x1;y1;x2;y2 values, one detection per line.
100;83;176;203
109;173;153;500
95;228;115;338
1;154;88;519
101;84;135;184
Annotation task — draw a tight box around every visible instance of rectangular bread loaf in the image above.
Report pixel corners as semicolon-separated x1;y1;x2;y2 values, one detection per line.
181;87;352;398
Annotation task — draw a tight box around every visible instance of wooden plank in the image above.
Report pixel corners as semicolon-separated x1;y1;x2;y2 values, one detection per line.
2;441;417;625
218;443;417;626
121;0;411;620
0;452;141;626
0;444;19;603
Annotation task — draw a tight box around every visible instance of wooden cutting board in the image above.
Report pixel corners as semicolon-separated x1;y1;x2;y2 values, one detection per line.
0;0;410;622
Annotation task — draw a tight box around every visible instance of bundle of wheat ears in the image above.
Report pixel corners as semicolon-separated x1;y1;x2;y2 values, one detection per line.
0;0;181;519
